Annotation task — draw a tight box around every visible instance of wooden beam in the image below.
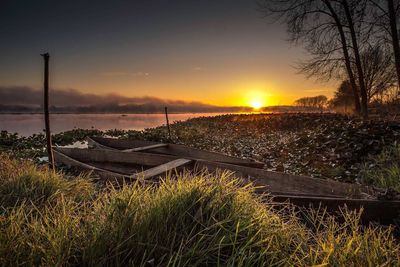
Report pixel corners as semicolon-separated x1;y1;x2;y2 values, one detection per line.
122;143;168;152
89;136;158;149
54;147;180;167
41;53;55;170
272;195;400;225
53;149;132;183
132;158;192;180
194;160;373;198
54;148;192;181
89;137;264;168
165;106;171;140
87;137;119;150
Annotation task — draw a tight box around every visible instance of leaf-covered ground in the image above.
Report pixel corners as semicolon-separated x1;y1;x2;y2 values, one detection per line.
2;113;400;183
165;113;400;183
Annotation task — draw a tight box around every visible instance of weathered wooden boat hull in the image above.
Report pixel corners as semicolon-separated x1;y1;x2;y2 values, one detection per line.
53;148;192;182
54;147;369;197
53;147;400;225
193;160;373;198
87;136;264;168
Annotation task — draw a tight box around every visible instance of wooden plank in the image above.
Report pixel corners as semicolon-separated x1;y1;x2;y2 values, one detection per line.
90;162;146;175
132;158;192;180
272;195;400;225
88;137;264;168
53;149;132;183
154;145;264;168
55;148;192;180
54;149;192;182
194;160;374;198
88;137;159;149
122;143;168;152
87;137;119;150
55;147;180;167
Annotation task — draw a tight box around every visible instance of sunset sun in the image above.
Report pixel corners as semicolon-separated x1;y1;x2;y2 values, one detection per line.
250;99;263;109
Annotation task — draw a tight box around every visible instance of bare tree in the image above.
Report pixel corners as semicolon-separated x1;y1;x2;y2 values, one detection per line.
259;0;362;114
361;45;397;101
368;0;400;91
323;0;363;114
340;0;369;117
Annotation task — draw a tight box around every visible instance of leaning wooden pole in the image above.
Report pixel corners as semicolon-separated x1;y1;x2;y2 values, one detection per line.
41;53;55;169
164;106;171;141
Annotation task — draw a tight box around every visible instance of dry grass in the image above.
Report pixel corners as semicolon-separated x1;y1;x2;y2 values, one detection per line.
0;155;399;266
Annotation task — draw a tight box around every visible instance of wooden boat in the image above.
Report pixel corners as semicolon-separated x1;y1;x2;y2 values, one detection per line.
53;146;400;225
87;136;264;168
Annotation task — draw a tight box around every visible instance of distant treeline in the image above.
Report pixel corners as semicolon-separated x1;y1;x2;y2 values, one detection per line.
294;96;327;109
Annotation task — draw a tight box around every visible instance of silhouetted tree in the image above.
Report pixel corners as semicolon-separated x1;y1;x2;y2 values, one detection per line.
340;0;369;117
329;80;354;112
295;95;328;110
361;45;397;101
368;0;400;91
258;0;364;115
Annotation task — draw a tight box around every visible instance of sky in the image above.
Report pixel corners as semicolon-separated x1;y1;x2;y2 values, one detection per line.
0;0;337;108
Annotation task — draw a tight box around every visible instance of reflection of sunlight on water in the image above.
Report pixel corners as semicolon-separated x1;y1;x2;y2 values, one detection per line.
0;113;228;136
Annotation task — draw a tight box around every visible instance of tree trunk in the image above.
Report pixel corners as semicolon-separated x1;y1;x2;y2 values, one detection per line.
388;0;400;92
342;0;369;118
324;0;361;114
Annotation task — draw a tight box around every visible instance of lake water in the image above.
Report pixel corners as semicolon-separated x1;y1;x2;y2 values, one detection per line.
0;113;226;136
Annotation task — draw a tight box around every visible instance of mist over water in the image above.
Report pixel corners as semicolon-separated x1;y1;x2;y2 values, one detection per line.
0;113;226;136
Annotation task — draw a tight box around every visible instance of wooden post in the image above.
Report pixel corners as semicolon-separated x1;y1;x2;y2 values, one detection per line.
41;53;55;169
164;106;171;141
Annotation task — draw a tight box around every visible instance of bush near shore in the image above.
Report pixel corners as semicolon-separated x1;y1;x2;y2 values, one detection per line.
0;155;399;266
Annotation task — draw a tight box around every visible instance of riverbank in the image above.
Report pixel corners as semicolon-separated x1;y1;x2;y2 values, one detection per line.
2;113;400;187
0;113;228;136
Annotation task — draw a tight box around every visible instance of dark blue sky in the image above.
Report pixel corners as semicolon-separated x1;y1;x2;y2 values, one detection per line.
0;0;334;106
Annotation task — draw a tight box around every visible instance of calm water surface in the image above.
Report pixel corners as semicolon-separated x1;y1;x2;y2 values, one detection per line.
0;113;226;136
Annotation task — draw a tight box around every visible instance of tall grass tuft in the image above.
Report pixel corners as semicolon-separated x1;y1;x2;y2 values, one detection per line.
0;155;399;266
84;171;307;266
360;144;400;192
0;154;95;208
0;154;95;266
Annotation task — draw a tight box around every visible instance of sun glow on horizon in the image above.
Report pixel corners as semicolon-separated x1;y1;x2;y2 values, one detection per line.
246;89;268;110
250;99;263;109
